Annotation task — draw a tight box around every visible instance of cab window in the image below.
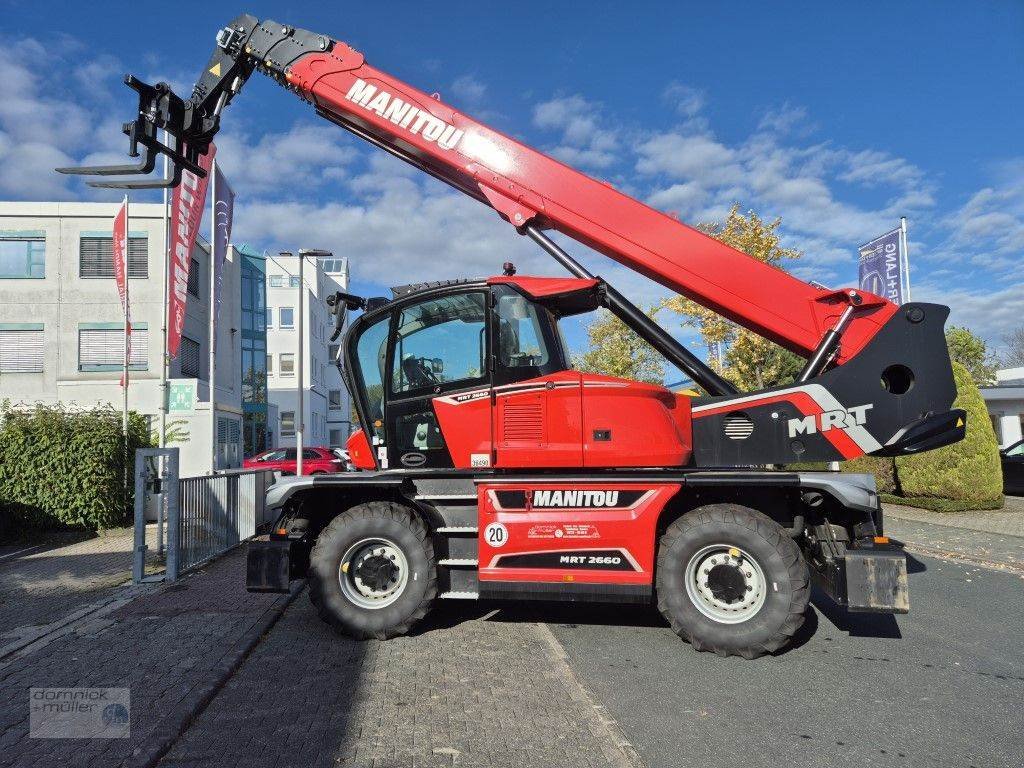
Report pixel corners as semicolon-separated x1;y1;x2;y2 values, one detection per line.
353;314;390;441
390;292;488;396
495;289;550;369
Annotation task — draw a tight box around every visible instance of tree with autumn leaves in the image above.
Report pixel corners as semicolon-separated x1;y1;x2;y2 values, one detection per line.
662;204;804;392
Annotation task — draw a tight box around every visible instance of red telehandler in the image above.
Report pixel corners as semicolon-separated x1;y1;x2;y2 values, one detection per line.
61;15;965;658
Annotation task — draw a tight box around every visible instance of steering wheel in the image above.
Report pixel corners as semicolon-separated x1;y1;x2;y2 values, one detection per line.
401;355;439;388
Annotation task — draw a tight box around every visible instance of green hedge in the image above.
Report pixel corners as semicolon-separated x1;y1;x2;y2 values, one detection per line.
895;362;1003;508
0;403;151;537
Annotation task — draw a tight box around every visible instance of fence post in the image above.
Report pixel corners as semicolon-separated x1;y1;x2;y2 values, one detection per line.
132;452;147;584
166;448;181;581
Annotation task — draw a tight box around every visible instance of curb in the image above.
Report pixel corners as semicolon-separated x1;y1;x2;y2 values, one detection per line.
900;542;1024;577
127;579;305;768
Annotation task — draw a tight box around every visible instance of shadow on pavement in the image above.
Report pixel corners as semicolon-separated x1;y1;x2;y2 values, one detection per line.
810;585;902;638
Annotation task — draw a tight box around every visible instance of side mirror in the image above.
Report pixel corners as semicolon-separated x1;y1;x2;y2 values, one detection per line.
431;358;444;374
326;291;367;342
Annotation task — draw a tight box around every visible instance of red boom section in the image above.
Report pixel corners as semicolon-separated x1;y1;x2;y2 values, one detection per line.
285;45;898;362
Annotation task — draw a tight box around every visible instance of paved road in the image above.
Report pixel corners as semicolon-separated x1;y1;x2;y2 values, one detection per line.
546;552;1024;768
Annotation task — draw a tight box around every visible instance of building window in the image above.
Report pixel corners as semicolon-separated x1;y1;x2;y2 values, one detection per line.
269;274;284;288
187;258;200;296
180;336;201;378
322;258;344;274
279;353;295;376
329;429;343;446
329;389;342;410
279;307;295;328
0;326;44;372
280;411;295;437
79;234;148;278
328;343;340;362
266;354;273;374
289;275;300;288
0;232;45;279
78;325;148;371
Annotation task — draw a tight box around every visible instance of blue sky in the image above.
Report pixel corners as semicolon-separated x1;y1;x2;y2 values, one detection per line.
2;0;1022;367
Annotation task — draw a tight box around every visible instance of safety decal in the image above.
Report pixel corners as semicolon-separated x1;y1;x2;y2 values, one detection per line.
484;522;508;548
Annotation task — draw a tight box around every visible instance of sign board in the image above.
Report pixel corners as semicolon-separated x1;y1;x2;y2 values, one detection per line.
168;380;196;413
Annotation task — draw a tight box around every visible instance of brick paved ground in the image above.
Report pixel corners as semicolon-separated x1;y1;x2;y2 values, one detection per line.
884;495;1024;538
158;596;640;768
0;548;293;768
0;526;165;647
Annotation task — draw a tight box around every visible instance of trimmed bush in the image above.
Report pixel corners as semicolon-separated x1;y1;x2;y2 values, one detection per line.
894;362;1003;508
0;403;151;537
842;455;897;494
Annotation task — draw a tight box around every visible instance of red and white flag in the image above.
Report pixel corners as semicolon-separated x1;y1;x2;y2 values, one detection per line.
167;146;215;359
113;196;131;388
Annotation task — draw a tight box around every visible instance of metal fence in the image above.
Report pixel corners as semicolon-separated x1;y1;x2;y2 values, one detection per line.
177;469;274;573
133;448;277;583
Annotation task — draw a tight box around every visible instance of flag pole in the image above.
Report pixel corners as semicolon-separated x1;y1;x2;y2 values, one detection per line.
209;158;217;473
899;216;912;302
159;132;171;448
122;194;130;440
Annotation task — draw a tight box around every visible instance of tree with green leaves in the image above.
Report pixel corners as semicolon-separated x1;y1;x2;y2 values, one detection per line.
576;308;665;384
945;325;998;386
663;204;804;390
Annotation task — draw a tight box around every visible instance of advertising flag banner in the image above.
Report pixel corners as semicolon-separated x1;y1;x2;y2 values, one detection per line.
212;161;234;351
113;198;129;315
858;228;905;305
113;197;131;389
167;146;215;359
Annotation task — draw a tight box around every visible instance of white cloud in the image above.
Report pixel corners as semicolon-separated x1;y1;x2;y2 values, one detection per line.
532;94;619;169
636;132;740;184
662;82;705;118
214;122;358;194
450;75;486;105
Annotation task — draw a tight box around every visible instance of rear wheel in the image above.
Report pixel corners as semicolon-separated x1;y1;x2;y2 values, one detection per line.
309;501;436;639
656;503;809;659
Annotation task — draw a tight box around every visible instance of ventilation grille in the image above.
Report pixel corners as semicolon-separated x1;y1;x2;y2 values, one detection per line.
501;400;544;443
723;412;754;440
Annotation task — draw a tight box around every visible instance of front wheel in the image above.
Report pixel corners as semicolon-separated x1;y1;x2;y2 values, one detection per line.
656;503;809;659
308;501;436;640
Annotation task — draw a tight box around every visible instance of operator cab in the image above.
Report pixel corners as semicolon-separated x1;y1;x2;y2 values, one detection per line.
344;275;589;468
342;274;692;471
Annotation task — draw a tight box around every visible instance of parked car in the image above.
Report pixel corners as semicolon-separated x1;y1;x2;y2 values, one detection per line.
331;448;358;472
244;447;345;475
1001;439;1024;495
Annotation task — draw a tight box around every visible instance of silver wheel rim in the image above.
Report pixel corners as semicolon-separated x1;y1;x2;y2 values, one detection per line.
338;537;409;610
684;544;767;624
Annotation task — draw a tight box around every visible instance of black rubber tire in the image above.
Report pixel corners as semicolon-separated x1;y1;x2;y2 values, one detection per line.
656;503;809;659
308;501;436;640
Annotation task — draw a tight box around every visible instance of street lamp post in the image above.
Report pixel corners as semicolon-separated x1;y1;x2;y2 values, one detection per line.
294;248;334;476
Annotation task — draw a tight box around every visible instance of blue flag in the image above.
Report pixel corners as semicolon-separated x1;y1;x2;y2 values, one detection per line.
858;228;905;305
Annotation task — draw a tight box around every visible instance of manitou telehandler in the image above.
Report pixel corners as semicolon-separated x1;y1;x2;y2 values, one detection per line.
61;14;965;658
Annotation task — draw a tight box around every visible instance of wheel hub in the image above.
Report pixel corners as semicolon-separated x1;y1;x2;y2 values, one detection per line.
684;544;767;624
339;538;409;610
353;553;399;592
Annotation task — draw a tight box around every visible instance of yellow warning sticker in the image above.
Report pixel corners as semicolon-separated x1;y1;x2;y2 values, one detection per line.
209;62;222;77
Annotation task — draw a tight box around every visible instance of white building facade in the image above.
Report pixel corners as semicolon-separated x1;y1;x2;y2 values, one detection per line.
264;253;352;451
0;201;243;476
982;367;1024;448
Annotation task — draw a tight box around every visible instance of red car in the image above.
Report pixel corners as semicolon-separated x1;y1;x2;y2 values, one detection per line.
243;447;344;475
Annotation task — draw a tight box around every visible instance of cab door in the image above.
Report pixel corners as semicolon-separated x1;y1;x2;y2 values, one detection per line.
385;290;492;470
